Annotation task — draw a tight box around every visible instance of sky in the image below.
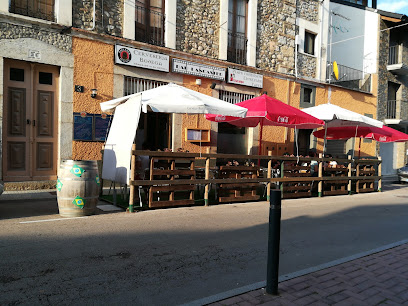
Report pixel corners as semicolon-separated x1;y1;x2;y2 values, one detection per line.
377;0;408;15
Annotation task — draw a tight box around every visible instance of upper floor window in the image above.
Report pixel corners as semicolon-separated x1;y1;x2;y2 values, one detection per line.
10;0;55;22
300;84;316;108
228;0;247;65
135;0;165;46
304;31;316;56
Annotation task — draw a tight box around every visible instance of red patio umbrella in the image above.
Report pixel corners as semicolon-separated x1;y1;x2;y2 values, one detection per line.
313;125;408;142
313;125;408;157
206;94;324;156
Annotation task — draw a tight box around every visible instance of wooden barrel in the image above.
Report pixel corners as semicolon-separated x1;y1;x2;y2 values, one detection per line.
57;160;100;217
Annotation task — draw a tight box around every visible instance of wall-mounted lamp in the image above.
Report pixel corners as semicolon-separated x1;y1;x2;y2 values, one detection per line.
262;91;268;95
91;88;97;98
210;82;216;89
195;79;202;86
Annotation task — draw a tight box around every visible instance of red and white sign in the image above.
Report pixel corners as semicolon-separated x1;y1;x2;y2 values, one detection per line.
227;68;263;88
115;45;169;72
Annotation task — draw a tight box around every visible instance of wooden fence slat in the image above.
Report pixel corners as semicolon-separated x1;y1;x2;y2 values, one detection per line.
126;150;382;209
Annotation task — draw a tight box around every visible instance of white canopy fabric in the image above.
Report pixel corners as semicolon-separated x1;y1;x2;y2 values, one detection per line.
302;103;383;128
100;83;247;184
102;97;141;184
100;83;248;117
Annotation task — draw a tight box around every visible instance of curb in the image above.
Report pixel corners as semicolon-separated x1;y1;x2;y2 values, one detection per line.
0;189;57;201
181;239;408;306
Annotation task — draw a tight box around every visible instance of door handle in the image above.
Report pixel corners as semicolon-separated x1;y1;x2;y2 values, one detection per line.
33;120;36;127
26;119;31;125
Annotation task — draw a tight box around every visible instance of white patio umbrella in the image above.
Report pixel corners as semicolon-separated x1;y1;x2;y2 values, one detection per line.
302;103;383;156
100;83;248;117
99;83;247;184
302;103;383;128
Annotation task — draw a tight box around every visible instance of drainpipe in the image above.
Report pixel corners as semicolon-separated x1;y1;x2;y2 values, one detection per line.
318;0;325;81
88;0;96;31
295;35;298;79
295;0;298;79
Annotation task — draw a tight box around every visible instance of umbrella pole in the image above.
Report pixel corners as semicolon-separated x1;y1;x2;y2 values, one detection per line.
323;124;328;157
358;137;361;159
258;120;263;167
353;126;359;159
295;127;299;163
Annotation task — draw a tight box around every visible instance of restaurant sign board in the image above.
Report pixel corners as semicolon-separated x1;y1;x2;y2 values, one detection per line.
172;59;225;81
115;44;169;72
227;68;263;88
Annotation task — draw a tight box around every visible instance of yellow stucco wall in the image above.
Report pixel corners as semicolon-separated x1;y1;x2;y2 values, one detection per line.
69;37;379;160
181;76;214;153
72;38;114;160
258;77;301;156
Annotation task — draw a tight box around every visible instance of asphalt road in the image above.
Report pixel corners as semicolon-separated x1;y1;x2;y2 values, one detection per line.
1;183;408;305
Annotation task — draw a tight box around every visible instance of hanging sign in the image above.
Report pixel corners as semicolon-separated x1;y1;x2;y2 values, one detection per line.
172;59;225;81
227;68;263;88
115;44;169;72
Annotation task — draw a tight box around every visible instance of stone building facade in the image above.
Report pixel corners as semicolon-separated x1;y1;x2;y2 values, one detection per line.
72;0;123;37
377;14;408;172
0;22;72;52
297;0;319;23
0;5;74;184
377;17;408;122
176;0;220;58
0;0;383;186
295;0;320;79
256;0;296;74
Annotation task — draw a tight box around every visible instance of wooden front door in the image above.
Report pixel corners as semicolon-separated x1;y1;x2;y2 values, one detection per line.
3;59;59;181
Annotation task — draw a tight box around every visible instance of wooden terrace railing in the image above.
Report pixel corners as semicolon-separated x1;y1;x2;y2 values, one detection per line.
128;147;382;211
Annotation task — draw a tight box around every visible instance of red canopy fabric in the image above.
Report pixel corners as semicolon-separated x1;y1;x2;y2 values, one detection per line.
205;94;325;129
313;126;408;143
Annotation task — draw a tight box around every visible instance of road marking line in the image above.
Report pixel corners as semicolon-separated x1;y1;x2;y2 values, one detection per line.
19;217;88;224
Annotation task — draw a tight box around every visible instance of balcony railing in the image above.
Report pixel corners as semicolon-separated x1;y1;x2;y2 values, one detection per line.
9;0;55;22
386;100;397;119
227;32;247;65
135;5;165;47
326;62;371;92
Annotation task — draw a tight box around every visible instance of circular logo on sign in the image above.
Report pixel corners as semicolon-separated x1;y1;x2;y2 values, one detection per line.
80;112;87;118
118;48;131;63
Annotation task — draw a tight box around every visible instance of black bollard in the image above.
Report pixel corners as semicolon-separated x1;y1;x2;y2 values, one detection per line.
266;189;281;295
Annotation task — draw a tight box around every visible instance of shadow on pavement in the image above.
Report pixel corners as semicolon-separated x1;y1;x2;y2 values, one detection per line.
0;197;123;220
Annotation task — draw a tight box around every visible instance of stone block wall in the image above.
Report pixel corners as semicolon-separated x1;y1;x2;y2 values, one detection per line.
0;22;72;52
176;0;219;59
377;19;391;121
377;19;408;121
296;0;319;79
297;0;319;23
400;44;408;120
257;0;296;74
72;0;123;37
298;53;317;78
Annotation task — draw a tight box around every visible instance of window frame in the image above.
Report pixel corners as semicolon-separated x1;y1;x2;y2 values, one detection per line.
300;84;316;108
135;0;165;45
9;0;55;22
227;0;248;64
363;114;373;143
304;31;316;56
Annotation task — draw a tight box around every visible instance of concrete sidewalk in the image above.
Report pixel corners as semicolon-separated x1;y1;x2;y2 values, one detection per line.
206;241;408;305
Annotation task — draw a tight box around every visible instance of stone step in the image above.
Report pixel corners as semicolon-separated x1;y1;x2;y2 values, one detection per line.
4;180;57;191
